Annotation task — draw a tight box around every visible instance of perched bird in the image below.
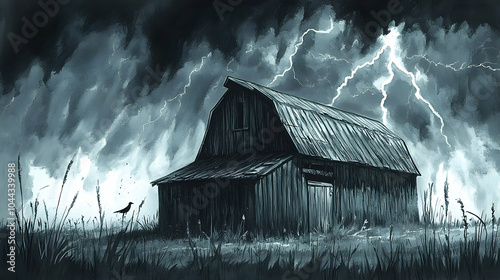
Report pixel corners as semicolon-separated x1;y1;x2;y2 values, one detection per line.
114;202;133;218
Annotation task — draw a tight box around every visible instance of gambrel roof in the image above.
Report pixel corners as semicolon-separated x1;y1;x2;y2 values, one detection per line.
224;76;420;175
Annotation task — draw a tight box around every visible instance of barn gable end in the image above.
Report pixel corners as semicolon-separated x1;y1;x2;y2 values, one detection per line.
195;84;296;159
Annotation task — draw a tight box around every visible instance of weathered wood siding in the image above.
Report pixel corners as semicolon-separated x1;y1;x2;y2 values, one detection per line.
254;157;308;235
303;157;418;229
158;157;310;236
158;179;255;236
197;89;296;159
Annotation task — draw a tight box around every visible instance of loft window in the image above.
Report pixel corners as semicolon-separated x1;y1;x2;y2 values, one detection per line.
235;101;246;129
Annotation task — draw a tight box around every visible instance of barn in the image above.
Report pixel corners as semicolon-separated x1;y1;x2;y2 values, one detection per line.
151;76;420;236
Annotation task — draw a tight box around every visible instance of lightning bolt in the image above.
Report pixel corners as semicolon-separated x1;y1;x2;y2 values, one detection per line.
330;45;389;105
406;54;500;72
245;44;255;53
331;27;451;147
141;52;212;133
308;51;350;64
108;37;117;66
226;58;235;72
379;58;394;125
466;63;500;71
291;68;309;87
141;100;168;133
267;17;334;87
352;88;374;98
168;52;212;103
380;29;451;147
288;50;350;87
406;37;500;73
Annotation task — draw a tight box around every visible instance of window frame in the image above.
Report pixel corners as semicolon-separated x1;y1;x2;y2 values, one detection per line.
233;101;249;131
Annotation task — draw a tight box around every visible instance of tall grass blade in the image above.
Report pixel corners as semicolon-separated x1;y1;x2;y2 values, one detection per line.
54;155;75;224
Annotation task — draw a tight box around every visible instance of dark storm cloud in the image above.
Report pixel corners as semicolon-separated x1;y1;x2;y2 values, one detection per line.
0;0;149;93
1;0;499;93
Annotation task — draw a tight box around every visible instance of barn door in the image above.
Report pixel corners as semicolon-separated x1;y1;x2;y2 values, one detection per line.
307;181;334;232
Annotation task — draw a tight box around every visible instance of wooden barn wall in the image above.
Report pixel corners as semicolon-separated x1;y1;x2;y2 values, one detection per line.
303;158;418;229
198;89;296;158
158;158;418;235
254;157;308;235
158;158;309;236
158;180;255;236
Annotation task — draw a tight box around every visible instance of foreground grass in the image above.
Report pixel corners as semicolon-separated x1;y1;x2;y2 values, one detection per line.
2;221;499;280
1;159;499;279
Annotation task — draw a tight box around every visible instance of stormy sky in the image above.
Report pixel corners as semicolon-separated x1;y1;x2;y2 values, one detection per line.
0;0;499;222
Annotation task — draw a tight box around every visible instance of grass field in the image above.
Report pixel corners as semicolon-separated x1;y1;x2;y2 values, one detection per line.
1;159;499;280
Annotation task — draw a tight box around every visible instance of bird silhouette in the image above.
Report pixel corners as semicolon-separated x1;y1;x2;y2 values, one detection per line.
114;202;133;218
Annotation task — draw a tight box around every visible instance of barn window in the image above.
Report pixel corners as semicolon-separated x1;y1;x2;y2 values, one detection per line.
234;101;247;130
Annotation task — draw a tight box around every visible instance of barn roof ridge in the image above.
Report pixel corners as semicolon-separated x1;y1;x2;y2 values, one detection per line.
224;76;399;138
231;77;383;122
224;76;420;176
